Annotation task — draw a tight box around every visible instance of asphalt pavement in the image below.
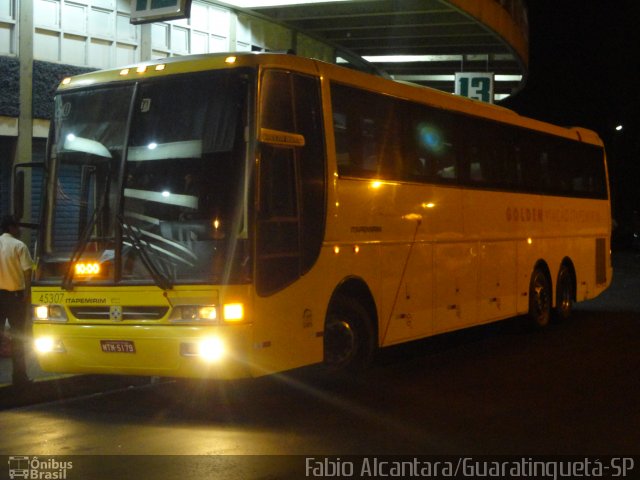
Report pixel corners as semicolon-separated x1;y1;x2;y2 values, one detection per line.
1;250;638;410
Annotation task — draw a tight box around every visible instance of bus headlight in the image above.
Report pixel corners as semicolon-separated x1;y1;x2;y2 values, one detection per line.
35;305;48;320
34;337;66;354
170;303;244;323
198;306;217;321
198;337;225;362
34;305;68;322
170;305;217;323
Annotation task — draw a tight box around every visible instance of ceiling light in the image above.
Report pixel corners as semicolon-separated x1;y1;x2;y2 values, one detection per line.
219;0;350;7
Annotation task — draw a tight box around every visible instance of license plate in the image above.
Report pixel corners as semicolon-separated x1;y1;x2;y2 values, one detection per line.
100;340;136;353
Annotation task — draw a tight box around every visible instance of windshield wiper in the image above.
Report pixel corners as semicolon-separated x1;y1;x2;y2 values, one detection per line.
117;215;172;290
62;171;109;291
60;150;115;290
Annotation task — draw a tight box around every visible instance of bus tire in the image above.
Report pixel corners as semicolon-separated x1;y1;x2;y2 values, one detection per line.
527;267;551;329
323;295;375;372
554;264;574;322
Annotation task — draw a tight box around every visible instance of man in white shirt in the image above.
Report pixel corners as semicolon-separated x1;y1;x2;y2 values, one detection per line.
0;215;34;386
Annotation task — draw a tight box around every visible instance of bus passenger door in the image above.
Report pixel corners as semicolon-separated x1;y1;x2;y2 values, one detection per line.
253;69;327;374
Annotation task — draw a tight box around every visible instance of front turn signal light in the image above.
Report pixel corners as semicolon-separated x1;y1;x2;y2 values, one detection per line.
223;303;244;322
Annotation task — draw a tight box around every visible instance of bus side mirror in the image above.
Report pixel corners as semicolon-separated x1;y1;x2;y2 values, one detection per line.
258;127;305;148
13;170;25;220
12;162;45;228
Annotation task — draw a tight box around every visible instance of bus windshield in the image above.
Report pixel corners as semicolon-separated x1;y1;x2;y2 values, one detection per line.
38;70;252;287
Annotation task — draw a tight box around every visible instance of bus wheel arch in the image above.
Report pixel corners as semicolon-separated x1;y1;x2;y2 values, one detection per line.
323;277;378;372
527;260;552;329
554;258;576;322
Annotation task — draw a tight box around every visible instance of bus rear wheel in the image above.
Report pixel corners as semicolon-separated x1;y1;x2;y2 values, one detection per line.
528;267;551;329
554;265;575;322
323;295;375;372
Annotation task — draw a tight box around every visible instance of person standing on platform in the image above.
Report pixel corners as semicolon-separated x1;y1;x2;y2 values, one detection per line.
0;215;34;386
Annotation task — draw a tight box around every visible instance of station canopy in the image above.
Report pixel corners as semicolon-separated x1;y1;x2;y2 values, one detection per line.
221;0;528;100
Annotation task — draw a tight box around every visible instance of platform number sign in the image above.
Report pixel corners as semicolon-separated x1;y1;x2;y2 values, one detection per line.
455;72;494;104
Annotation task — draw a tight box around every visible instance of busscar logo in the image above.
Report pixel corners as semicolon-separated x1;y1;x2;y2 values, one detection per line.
8;457;73;479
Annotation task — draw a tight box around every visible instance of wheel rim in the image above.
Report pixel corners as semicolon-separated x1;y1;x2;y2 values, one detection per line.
324;317;356;368
531;271;550;325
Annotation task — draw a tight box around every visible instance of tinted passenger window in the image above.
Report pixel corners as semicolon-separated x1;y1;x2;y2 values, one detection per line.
331;83;396;178
409;105;458;182
330;81;607;199
260;70;294;132
332;83;458;182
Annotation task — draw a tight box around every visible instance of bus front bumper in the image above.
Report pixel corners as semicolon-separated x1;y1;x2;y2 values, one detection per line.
32;323;253;379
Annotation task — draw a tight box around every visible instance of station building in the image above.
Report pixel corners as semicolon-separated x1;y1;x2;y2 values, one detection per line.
0;0;528;235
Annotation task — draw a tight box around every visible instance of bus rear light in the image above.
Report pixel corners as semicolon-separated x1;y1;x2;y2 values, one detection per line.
35;337;66;354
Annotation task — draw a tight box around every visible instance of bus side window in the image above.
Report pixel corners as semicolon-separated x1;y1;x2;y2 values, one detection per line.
333;111;350;169
260;70;294;132
331;83;387;178
578;146;607;197
460;119;513;189
406;105;458;183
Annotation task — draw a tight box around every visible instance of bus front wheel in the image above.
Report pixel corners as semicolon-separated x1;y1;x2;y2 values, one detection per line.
323;295;375;372
528;267;551;329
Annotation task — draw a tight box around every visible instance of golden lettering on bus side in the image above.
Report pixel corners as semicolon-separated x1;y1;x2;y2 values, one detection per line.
545;208;600;223
506;206;600;223
505;207;543;223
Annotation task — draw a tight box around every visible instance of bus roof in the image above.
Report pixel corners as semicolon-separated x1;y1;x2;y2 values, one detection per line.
57;51;603;148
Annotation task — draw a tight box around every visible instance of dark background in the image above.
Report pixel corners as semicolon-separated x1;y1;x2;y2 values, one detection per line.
505;0;640;247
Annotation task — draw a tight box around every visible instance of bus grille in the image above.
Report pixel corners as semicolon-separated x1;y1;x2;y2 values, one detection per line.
69;306;169;321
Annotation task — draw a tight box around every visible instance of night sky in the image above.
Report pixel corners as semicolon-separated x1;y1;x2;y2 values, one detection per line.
504;0;640;241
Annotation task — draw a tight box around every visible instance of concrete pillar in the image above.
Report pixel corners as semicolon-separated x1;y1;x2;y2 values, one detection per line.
140;24;152;61
16;0;33;241
229;10;237;50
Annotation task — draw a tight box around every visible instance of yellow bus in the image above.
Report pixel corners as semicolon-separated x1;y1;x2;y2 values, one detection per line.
31;52;611;379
